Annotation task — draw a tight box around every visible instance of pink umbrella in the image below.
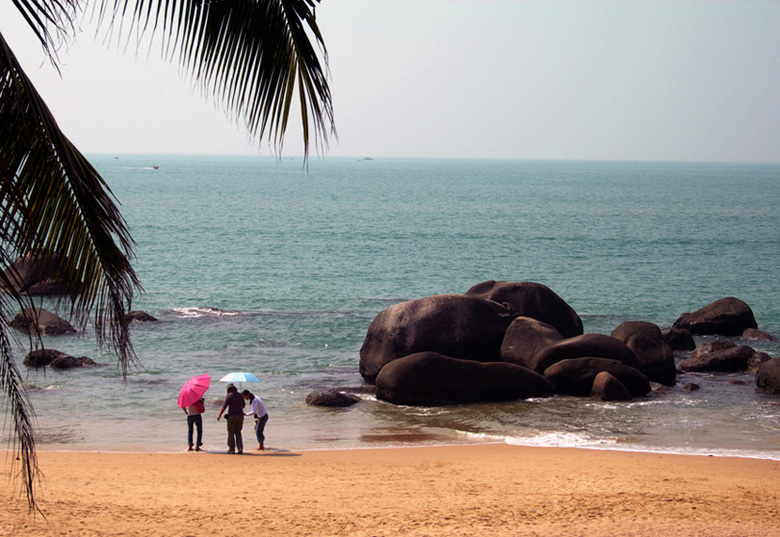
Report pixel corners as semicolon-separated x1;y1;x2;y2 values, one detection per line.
178;374;211;408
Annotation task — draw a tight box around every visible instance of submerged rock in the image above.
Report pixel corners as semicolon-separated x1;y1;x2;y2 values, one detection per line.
126;310;158;323
755;358;780;396
678;344;755;372
10;308;76;336
673;297;757;336
305;389;361;407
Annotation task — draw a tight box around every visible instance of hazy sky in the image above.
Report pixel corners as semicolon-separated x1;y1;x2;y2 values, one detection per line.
2;1;779;162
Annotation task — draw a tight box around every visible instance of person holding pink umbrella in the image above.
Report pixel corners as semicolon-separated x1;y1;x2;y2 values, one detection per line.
178;374;211;452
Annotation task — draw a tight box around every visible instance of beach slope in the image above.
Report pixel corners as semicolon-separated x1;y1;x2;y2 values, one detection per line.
3;445;779;536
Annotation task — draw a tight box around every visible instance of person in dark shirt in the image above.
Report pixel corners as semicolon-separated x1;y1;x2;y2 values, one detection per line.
216;384;246;454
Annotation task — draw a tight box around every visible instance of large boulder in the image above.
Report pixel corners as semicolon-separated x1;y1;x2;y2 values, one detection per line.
678;344;755;372
661;327;696;351
755;358;780;396
500;317;563;367
673;297;757;336
375;351;554;406
23;349;96;369
359;294;513;384
543;358;651;397
611;321;676;386
0;251;73;296
305;389;361;407
465;281;583;338
10;308;76;336
591;371;633;401
528;333;643;374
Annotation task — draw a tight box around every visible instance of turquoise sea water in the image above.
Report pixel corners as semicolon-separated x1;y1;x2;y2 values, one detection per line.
16;156;780;457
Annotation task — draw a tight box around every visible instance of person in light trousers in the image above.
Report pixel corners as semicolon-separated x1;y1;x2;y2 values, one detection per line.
242;389;269;451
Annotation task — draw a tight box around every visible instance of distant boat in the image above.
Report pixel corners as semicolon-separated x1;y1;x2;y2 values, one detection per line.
152;166;160;170
358;157;373;162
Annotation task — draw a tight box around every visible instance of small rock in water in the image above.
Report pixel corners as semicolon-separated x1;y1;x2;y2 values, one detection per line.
305;389;361;407
683;383;700;391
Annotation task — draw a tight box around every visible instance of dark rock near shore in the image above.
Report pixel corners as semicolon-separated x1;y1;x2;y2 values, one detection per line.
755;358;780;396
661;327;696;351
673;297;757;336
678;344;755;372
500;316;563;368
683;383;701;391
24;349;97;369
10;308;76;336
741;328;778;342
611;321;676;386
359;294;513;384
0;251;74;296
465;280;583;338
529;333;643;374
375;351;554;406
126;310;158;323
50;355;98;369
591;371;633;401
748;352;772;373
305;389;361;407
544;357;651;397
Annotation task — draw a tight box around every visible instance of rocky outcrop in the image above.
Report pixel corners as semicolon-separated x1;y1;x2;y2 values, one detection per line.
673;297;757;336
305;389;361;407
375;351;554;406
500;317;563;368
611;321;676;386
10;308;76;336
741;328;778;342
529;333;643;374
359;295;513;384
661;327;696;351
126;310;158;323
24;349;97;369
0;251;75;296
678;343;755;372
543;358;651;397
591;371;633;401
755;358;780;396
465;281;583;338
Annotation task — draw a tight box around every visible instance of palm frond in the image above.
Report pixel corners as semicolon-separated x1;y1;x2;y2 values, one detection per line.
101;0;336;159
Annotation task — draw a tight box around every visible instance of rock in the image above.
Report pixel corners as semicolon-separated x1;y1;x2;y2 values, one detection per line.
755;358;780;395
741;328;778;342
126;310;158;323
50;355;98;369
375;351;554;406
529;333;643;374
23;349;70;368
611;321;676;386
465;281;583;338
748;352;772;373
305;389;361;407
690;340;736;357
661;327;696;351
591;371;633;401
673;297;757;336
359;295;513;384
500;317;563;368
683;383;700;391
10;308;76;336
0;251;75;295
678;344;755;372
23;349;96;369
543;358;651;397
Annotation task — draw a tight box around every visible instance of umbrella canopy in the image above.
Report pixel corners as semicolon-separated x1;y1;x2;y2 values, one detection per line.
178;374;211;408
219;372;260;384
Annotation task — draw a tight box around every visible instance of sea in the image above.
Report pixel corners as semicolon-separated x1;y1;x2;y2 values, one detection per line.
13;155;780;459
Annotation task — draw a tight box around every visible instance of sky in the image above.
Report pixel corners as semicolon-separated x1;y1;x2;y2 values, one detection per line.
2;0;779;162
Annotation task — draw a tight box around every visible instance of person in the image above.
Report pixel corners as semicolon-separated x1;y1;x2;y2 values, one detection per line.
183;397;205;452
216;384;245;454
242;389;269;451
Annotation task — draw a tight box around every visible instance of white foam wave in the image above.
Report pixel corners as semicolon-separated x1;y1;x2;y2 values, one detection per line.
172;307;241;318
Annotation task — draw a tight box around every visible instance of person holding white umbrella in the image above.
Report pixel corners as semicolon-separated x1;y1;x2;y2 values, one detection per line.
216;384;246;454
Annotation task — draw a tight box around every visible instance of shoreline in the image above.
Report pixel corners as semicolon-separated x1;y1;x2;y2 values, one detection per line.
5;443;779;536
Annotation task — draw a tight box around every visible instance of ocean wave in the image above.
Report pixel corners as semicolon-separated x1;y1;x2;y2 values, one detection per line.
172;307;243;318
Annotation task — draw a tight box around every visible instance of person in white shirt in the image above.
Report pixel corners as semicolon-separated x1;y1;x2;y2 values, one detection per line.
242;390;269;450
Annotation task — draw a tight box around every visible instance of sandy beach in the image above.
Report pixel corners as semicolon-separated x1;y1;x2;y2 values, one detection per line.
3;444;778;537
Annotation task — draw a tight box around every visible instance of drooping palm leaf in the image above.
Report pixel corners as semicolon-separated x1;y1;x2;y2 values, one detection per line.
1;29;140;510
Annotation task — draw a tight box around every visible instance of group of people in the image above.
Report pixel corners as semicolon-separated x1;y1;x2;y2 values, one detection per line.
183;384;268;454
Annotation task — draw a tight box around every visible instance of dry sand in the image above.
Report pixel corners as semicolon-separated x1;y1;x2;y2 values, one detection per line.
3;444;779;537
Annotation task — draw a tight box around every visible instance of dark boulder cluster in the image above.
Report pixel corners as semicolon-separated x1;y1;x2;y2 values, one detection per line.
24;349;98;370
0;251;77;296
357;282;779;406
10;308;76;336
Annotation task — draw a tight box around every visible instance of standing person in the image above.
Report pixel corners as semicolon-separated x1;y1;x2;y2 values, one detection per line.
184;397;205;452
242;389;269;451
216;384;245;454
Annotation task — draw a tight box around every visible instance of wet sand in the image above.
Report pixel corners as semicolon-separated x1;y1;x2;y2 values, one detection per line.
3;444;779;536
